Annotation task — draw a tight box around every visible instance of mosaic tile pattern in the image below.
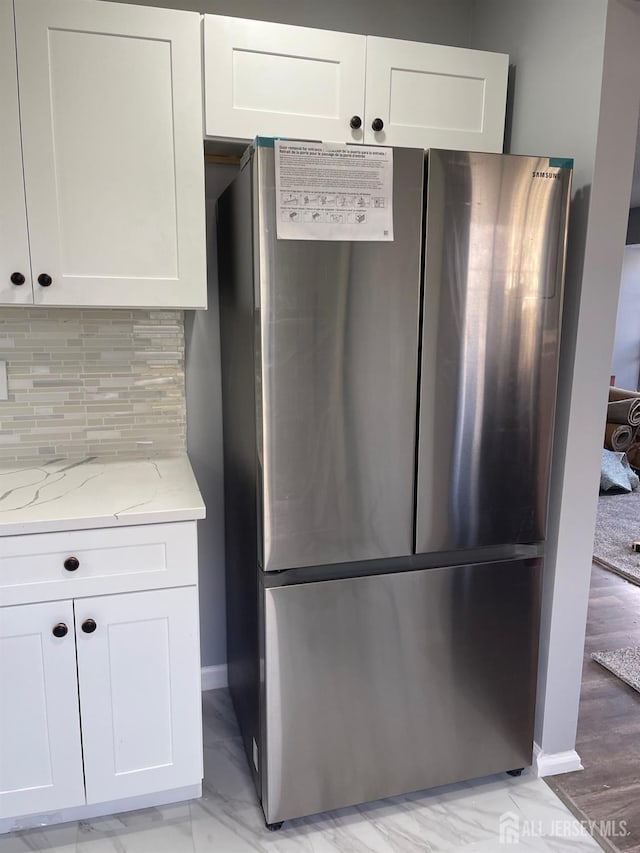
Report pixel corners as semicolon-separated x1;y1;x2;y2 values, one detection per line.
0;308;186;461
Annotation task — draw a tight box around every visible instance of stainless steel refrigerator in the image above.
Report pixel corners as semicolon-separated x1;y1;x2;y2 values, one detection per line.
217;145;571;827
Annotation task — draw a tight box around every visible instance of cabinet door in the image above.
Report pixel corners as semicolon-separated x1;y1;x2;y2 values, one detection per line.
0;0;32;305
14;0;206;309
364;37;508;152
75;587;202;804
204;16;366;143
0;601;85;819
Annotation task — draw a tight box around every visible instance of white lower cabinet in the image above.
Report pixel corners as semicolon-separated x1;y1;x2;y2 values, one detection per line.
0;522;202;830
0;600;85;819
76;587;202;804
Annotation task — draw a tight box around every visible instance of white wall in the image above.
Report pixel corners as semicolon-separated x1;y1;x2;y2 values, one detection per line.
473;0;640;761
611;246;640;391
108;0;474;46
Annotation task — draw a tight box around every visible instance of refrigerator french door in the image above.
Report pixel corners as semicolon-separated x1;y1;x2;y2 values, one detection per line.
417;149;570;553
255;147;424;571
217;144;571;826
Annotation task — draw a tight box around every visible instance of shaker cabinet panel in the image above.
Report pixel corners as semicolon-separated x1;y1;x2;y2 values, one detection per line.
75;587;202;804
13;0;206;308
202;16;508;153
0;600;85;820
0;0;32;305
204;16;366;144
0;520;202;831
364;37;508;151
0;521;199;608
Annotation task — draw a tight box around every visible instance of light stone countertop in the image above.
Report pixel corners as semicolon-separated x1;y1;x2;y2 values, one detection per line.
0;455;205;536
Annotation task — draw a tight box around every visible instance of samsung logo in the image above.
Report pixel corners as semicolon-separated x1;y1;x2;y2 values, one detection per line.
532;171;560;179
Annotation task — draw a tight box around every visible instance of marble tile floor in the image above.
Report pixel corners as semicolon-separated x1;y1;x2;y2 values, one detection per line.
1;689;605;853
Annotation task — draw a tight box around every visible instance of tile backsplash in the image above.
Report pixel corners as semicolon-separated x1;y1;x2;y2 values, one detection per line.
0;308;186;461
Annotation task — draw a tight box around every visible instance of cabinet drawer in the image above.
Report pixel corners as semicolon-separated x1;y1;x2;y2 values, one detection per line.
0;522;197;606
263;558;541;823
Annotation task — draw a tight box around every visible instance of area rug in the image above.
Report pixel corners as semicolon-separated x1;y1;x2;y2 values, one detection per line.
592;646;640;694
593;489;640;586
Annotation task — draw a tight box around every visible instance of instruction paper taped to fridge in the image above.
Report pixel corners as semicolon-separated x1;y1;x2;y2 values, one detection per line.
275;140;393;241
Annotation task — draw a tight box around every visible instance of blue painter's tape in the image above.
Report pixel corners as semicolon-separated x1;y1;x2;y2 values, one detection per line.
549;157;574;169
254;136;288;148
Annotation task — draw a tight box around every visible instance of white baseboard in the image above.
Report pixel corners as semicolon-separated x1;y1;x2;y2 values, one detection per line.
533;743;583;777
201;664;228;690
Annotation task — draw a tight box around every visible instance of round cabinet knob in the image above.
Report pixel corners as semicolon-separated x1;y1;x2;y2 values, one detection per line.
10;272;25;286
52;623;68;638
371;118;384;132
349;115;362;130
64;556;80;572
81;618;97;634
37;273;52;287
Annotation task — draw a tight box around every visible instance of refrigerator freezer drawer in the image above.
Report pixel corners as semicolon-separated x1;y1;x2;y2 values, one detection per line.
263;557;541;824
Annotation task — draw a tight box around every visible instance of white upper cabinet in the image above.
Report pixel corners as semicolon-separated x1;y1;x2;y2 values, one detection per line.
10;0;206;309
203;16;366;143
203;16;508;153
364;37;508;151
0;0;31;304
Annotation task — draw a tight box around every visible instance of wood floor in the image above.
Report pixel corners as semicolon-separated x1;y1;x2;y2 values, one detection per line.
547;563;640;853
